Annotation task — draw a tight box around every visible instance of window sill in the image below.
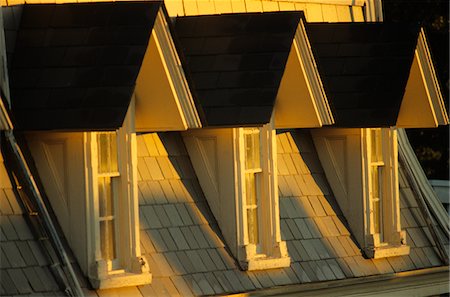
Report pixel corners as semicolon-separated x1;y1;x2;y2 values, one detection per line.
89;256;152;289
364;244;410;259
239;241;291;271
244;255;291;271
90;271;152;289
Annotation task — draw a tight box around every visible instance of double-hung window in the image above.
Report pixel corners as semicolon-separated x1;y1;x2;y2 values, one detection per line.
96;132;120;269
237;124;290;270
183;121;290;271
243;128;262;248
369;129;384;243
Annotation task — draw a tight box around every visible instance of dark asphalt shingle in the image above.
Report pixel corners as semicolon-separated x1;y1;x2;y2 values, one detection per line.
306;22;420;127
8;2;161;130
175;12;304;127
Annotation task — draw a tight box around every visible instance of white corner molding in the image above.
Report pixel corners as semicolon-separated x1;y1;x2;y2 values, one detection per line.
397;29;449;128
274;19;334;129
135;8;201;132
397;129;450;236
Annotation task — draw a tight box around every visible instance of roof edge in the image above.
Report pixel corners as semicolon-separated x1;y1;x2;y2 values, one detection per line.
296;19;334;126
231;266;449;297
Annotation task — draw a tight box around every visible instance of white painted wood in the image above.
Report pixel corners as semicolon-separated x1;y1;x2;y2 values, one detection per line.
183;128;237;254
135;9;201;132
274;20;333;129
397;30;448;128
27;132;87;271
183;121;289;271
312;128;409;258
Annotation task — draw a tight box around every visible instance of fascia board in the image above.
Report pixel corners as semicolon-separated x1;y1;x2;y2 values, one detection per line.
134;8;202;132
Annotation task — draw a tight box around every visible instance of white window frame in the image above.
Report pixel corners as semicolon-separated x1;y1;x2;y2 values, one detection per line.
362;128;409;258
235;122;290;270
84;100;151;289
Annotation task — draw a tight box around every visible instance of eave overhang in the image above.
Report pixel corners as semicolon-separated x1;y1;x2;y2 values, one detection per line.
396;28;449;128
134;7;202;132
274;19;334;129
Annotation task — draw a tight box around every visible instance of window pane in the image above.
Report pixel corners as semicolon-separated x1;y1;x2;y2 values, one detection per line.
97;132;118;174
373;200;380;234
100;220;116;260
370;129;382;163
245;173;257;206
98;133;109;174
109;133;118;173
247;208;259;244
371;166;379;199
245;130;260;170
98;177;114;217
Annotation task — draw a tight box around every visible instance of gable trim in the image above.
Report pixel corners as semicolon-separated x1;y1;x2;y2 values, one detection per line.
396;29;449;128
416;29;448;125
135;8;202;132
153;9;202;129
297;19;334;127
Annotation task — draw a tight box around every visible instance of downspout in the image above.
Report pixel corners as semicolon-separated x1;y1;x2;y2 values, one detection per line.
4;131;85;296
1;94;84;296
398;128;449;265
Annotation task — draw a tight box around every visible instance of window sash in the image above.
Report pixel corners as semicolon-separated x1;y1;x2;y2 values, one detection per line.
95;132;120;265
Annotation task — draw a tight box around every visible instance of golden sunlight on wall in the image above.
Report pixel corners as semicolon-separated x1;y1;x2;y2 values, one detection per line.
1;0;365;22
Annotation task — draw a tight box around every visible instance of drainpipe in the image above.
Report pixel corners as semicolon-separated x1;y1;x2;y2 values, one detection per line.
4;131;85;296
2;91;84;297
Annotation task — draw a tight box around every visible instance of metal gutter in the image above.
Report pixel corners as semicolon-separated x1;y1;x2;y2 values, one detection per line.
227;266;449;297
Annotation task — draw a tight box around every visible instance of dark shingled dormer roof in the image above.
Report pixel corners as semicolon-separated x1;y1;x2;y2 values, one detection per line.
9;2;161;131
175;12;303;127
306;22;420;127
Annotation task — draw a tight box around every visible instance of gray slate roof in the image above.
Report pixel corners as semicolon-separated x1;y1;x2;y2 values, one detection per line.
306;23;420;127
6;2;161;131
130;130;445;296
0;129;446;296
174;12;303;127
